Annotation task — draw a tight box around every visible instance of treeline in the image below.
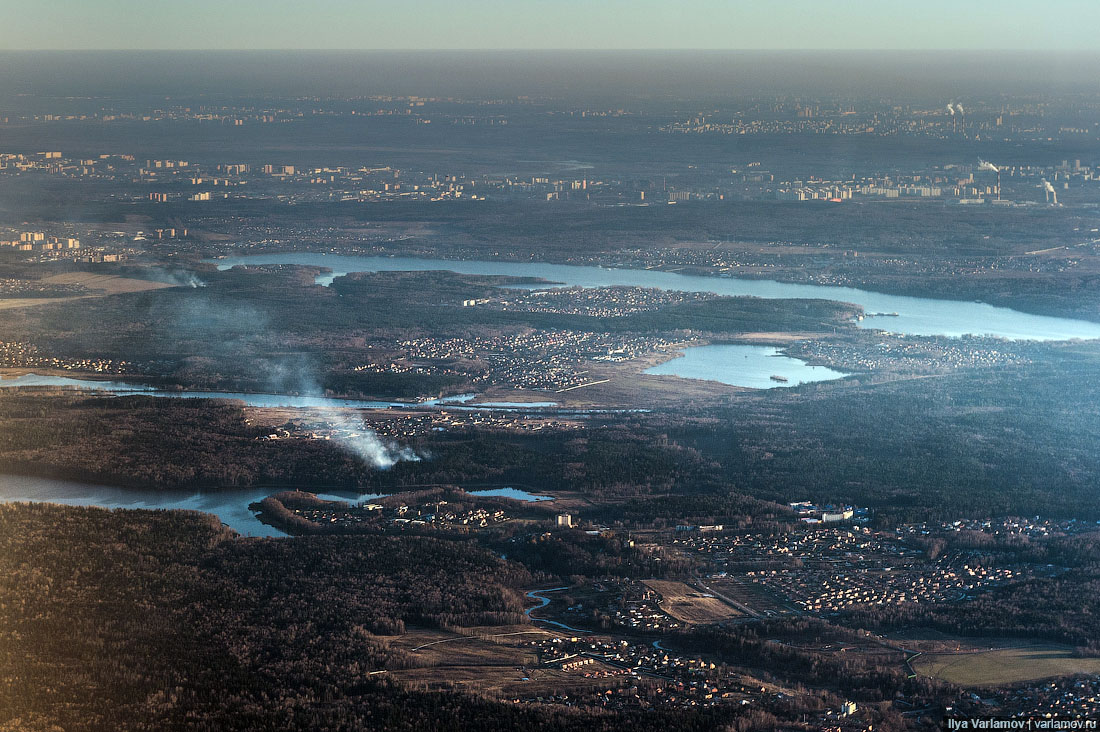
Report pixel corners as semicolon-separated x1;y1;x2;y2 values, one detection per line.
497;529;691;581
677;618;951;727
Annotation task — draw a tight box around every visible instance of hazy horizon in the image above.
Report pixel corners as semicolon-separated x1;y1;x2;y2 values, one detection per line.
2;49;1099;102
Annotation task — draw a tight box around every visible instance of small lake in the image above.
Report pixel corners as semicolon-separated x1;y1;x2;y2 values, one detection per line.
470;487;552;502
312;487;550;503
212;253;1100;342
645;344;850;389
0;474;288;537
467;401;559;408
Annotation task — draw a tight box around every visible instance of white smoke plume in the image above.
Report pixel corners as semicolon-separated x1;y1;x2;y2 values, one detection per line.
301;406;422;471
337;421;422;469
978;159;999;173
946;103;955;115
955;104;965;115
145;267;207;288
164;286;418;470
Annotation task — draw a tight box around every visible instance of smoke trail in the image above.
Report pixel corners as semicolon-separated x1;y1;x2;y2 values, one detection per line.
326;415;422;469
300;404;422;471
143;267;207;288
163;287;419;470
946;103;955;115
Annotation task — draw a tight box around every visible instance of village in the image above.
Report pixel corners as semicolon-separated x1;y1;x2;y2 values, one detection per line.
0;339;134;374
396;330;690;391
477;285;719;319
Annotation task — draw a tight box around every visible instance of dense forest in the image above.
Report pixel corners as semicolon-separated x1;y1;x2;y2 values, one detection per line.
0;393;368;488
0;503;775;731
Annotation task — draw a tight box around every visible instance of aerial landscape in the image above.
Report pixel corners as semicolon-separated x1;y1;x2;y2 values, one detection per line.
3;3;1100;731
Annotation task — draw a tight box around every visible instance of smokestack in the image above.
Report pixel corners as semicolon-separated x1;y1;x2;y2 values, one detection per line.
1042;179;1057;205
978;161;1001;200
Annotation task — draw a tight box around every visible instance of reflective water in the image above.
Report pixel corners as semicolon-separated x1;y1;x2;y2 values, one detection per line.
645;344;850;388
0;473;552;536
524;587;589;633
0;473;287;537
213;253;1100;341
470;487;552;502
0;373;475;409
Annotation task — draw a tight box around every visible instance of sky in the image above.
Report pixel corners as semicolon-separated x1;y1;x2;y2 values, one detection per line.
3;0;1100;51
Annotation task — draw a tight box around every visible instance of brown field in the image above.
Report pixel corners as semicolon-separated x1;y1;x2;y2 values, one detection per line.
389;625;549;666
643;580;742;623
0;273;174;310
40;272;176;294
0;297;72;311
913;642;1100;687
706;577;799;616
390;663;632;699
381;625;633;698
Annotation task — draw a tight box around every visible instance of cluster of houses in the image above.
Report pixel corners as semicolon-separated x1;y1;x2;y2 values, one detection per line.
527;636;759;710
0;340;132;374
957;676;1100;720
751;563;1023;612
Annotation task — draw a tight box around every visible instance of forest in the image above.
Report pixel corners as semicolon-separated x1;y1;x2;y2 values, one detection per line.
0;503;784;732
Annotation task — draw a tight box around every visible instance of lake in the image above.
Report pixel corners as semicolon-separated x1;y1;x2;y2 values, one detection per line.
645;344;850;388
213;253;1100;342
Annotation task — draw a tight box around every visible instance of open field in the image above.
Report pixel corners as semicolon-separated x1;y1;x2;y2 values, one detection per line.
0;273;174;310
913;643;1100;687
643;580;742;623
40;272;176;294
0;297;74;310
389;662;633;699
706;577;799;617
381;626;635;698
388;625;550;668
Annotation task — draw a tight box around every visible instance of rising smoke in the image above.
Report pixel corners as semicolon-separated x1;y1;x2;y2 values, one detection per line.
145;267;207;288
319;411;422;469
166;287;422;470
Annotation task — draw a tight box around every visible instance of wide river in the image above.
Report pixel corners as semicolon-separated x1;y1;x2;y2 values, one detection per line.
214;253;1100;342
0;472;550;537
